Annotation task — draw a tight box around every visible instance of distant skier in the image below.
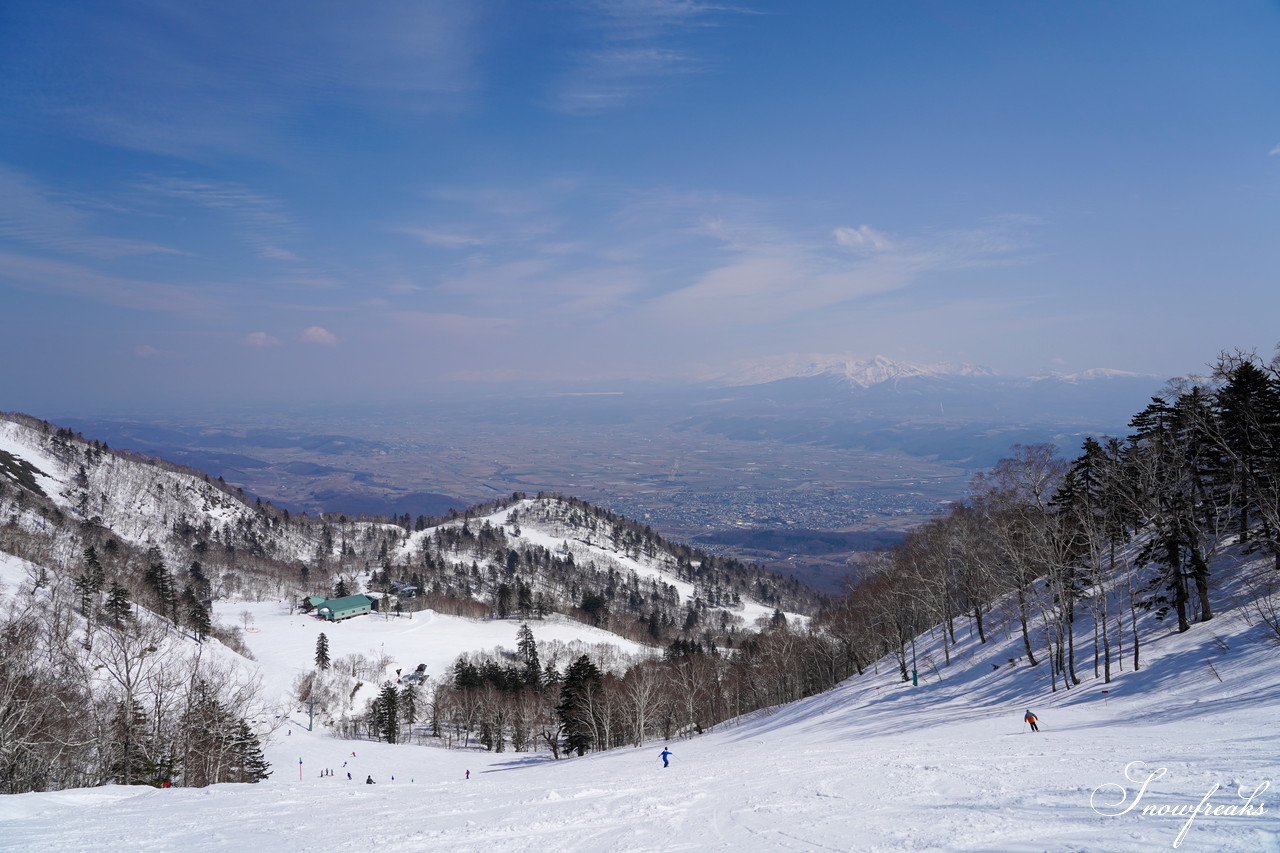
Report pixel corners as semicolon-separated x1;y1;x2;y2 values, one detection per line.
659;748;674;768
1025;710;1039;732
465;770;470;780
366;775;375;784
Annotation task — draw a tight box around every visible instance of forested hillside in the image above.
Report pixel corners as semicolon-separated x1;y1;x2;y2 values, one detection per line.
0;410;817;793
818;350;1280;689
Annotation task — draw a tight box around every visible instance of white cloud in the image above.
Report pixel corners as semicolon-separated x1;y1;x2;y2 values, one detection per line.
834;225;893;252
133;345;160;358
243;332;282;348
299;326;339;345
1270;144;1280;156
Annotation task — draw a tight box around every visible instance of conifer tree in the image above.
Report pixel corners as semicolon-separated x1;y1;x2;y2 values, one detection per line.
229;720;271;783
314;632;331;670
556;655;602;756
371;683;399;743
516;623;541;687
105;582;132;626
180;585;212;641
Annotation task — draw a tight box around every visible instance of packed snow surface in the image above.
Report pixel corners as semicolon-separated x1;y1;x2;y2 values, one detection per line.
5;550;1277;852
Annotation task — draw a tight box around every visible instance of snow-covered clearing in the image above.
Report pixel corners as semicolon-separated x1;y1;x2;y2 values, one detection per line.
5;555;1277;852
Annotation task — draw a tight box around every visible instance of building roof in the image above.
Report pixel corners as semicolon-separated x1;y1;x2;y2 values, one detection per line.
317;594;373;612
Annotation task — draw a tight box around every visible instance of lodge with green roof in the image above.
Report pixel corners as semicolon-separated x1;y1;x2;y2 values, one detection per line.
313;594;374;621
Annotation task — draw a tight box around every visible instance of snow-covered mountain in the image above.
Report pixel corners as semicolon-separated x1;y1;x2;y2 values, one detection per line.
710;354;999;389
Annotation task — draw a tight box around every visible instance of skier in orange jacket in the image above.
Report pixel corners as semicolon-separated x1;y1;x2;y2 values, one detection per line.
1025;710;1039;732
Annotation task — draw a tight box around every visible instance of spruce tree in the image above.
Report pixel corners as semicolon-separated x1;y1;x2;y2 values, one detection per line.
182;587;212;641
105;582;132;626
556;655;602;756
372;683;399;743
315;632;331;670
229;720;271;783
516;623;541;687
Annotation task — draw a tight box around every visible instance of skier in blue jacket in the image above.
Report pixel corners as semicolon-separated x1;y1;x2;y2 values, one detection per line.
659;748;674;768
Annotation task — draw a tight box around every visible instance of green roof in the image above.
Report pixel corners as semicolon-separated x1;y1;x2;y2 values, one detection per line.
317;594;373;612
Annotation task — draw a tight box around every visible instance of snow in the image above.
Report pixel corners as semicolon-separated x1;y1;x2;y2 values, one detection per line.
5;555;1278;851
0;420;68;504
398;500;807;628
219;599;653;708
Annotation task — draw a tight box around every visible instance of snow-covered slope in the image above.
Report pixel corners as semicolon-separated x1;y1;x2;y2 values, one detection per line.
398;500;805;630
5;551;1276;852
0;415;325;564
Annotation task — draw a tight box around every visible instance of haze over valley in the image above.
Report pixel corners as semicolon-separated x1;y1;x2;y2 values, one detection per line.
54;358;1163;591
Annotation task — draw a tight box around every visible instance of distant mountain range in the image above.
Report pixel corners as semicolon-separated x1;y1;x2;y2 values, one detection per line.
709;354;1000;388
687;355;1164;442
710;353;1157;392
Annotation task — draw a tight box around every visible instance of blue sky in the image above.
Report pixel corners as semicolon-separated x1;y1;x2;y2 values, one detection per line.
1;1;1278;412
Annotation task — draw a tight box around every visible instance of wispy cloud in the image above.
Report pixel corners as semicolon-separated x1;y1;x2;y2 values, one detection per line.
142;177;303;262
552;0;751;111
2;1;484;160
0;165;185;259
299;326;339;345
400;227;487;249
0;250;218;316
648;215;1034;328
834;225;894;252
390;311;519;337
243;332;282;347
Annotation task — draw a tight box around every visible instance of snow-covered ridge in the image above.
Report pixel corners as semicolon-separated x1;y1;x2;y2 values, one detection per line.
0;415;325;564
398;498;804;627
711;354;998;388
710;354;1156;389
1030;367;1161;383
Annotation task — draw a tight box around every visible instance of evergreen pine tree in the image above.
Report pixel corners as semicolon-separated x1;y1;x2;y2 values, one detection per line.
180;585;212;641
228;720;271;783
372;683;399;743
516;623;541;687
105;582;132;626
556;655;602;756
315;632;331;670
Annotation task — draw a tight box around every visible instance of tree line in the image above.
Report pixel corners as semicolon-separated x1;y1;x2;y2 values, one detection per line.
819;348;1280;693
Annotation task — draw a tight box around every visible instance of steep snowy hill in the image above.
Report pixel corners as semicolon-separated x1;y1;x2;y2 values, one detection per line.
3;548;1275;852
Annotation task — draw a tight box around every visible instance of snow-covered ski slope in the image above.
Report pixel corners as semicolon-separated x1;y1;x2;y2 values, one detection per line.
5;555;1277;851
